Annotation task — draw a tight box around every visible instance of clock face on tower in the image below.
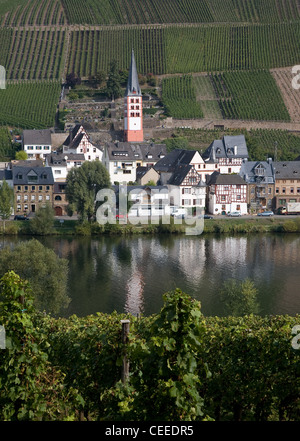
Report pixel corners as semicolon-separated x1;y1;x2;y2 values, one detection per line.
129;117;141;130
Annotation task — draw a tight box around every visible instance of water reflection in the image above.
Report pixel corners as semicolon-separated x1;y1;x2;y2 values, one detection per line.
4;234;300;318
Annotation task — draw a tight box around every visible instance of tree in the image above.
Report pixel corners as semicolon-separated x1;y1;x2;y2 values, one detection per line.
66;73;81;89
29;203;55;235
106;60;122;100
15;150;28;160
0;239;69;315
66;161;111;222
0;179;14;231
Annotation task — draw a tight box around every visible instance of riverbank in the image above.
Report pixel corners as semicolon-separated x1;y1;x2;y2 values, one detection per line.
2;215;300;236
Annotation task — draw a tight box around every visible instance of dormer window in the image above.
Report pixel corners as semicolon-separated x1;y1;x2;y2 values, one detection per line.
17;173;23;180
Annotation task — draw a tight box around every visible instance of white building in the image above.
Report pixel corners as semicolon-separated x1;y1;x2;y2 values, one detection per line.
22;129;52;160
45;152;85;181
62;124;103;162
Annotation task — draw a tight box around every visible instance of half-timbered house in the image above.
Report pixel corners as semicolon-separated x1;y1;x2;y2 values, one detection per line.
207;172;247;215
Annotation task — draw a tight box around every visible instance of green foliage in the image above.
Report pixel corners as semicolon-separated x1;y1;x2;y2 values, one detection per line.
106;60;122;100
66;161;111;222
15;150;28;160
0;271;83;421
0;81;61;129
0;180;14;223
29;203;55;236
1;283;299;420
211;70;290;121
0;239;70;315
165;136;189;152
162;75;204;118
60;0;300;25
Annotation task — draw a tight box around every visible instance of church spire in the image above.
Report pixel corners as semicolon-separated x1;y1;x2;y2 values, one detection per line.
125;49;141;96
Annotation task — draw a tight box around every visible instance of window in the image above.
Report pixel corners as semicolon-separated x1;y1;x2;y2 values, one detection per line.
24;195;28;201
123;170;131;174
46;186;50;191
237;195;241;200
55;195;62;201
43;146;50;150
55;170;61;175
17;186;21;191
228;168;231;173
93;148;96;153
24;186;28;191
282;188;286;194
182;188;191;194
17;173;23;180
237;205;241;211
17;195;21;201
46;195;50;201
221;195;226;201
297;188;300;194
39;195;43;201
31;186;35;191
276;187;279;193
290;188;294;193
39;186;42;191
31;195;35;201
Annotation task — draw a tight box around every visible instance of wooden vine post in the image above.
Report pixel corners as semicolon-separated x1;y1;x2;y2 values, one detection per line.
121;319;130;383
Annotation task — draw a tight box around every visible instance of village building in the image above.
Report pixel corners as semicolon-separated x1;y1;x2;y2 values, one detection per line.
136;166;160;185
12;165;54;215
272;161;300;209
52;181;68;216
22;129;52;160
154;149;206;211
202;135;249;175
62;124;103;162
45;152;85;181
239;158;275;213
103;141;166;184
207;172;247;215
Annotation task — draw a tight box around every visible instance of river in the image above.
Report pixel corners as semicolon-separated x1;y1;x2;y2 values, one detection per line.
26;233;300;318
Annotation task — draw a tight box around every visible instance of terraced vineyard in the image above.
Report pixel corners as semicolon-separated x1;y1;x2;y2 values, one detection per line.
60;0;300;25
210;70;291;121
0;81;61;129
0;0;299;129
0;0;66;26
161;75;204;119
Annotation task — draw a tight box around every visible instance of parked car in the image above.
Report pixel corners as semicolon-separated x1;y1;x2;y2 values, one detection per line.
174;213;186;219
257;211;274;217
204;215;213;219
227;211;241;217
14;215;29;221
171;208;186;217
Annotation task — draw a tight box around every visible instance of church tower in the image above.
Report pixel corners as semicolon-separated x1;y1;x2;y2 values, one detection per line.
124;49;143;143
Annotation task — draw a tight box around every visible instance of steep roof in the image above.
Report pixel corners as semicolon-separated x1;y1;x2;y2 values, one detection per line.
46;152;85;165
23;129;52;146
125;49;141;96
12;166;54;185
208;171;246;186
167;164;193;186
240;159;275;183
273;161;300;179
203;135;248;162
154;149;198;173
